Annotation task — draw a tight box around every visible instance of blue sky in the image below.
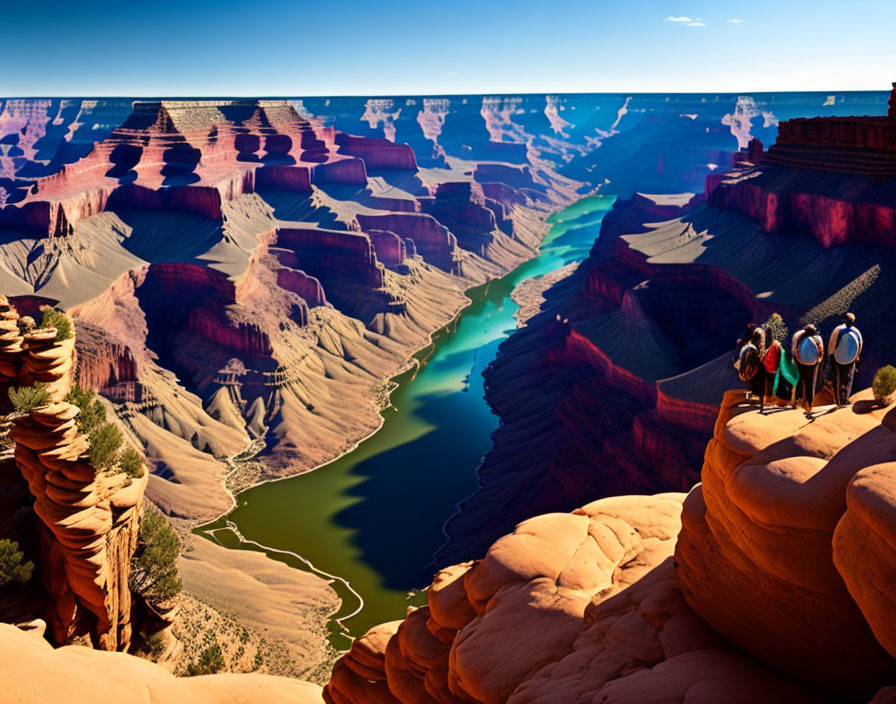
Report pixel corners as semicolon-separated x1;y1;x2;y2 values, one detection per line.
3;0;894;96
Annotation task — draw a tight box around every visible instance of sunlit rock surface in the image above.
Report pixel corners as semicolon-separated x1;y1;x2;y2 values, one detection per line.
0;622;325;704
328;390;896;703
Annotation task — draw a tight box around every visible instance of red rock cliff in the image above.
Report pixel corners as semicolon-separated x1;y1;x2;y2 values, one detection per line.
708;85;896;247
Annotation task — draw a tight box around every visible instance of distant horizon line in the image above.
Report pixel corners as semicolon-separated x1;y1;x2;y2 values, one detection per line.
1;88;892;101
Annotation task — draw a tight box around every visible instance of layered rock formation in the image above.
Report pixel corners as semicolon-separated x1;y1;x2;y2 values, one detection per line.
326;391;896;703
677;389;896;699
0;97;573;527
708;85;896;247
0;302;147;651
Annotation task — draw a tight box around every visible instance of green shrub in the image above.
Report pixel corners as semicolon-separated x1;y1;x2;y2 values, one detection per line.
873;365;896;403
0;539;34;586
65;384;106;434
8;384;50;413
763;313;788;343
129;509;182;604
187;644;225;676
119;446;145;478
39;306;73;342
88;422;123;470
141;631;167;660
67;385;135;474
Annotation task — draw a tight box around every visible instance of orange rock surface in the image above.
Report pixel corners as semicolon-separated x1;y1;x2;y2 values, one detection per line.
676;390;896;698
325;492;829;704
0;622;324;703
832;403;896;661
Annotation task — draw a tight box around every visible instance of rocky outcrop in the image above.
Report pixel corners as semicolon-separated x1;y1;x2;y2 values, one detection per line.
708;88;896;247
356;213;457;272
473;163;538;192
256;165;313;193
676;389;896;698
74;324;140;400
764;86;896;176
419;182;500;256
834;446;896;659
274;228;401;321
311;159;368;185
366;230;408;271
707;165;896;248
0;304;148;651
328;391;896;703
335;134;417;170
325;492;832;703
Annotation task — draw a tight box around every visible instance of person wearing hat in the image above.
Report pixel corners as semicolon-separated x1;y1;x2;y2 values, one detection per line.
827;312;863;407
791;323;825;418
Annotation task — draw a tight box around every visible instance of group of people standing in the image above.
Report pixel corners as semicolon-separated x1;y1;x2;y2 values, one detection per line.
735;312;863;418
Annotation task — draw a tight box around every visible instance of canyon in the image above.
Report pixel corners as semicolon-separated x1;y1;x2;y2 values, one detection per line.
0;86;895;702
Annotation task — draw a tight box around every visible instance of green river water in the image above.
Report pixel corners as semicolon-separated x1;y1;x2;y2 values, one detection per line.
198;194;612;647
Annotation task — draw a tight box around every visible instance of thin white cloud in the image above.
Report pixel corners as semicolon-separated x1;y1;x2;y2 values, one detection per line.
727;18;744;23
666;16;707;27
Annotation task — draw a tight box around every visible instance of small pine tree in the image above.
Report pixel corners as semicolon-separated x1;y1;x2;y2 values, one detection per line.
129;509;182;604
65;384;107;434
88;422;123;470
119;446;145;479
8;384;50;413
39;306;73;342
873;365;896;403
140;631;167;660
0;539;34;586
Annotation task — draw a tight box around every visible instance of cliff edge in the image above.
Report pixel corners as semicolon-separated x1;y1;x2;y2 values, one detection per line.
325;389;896;703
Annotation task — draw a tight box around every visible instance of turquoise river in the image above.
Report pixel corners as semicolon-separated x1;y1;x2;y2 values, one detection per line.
199;194;612;646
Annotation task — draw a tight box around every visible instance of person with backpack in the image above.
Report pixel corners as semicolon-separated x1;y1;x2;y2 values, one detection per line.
738;327;766;405
827;312;863;407
760;332;783;414
792;324;825;418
